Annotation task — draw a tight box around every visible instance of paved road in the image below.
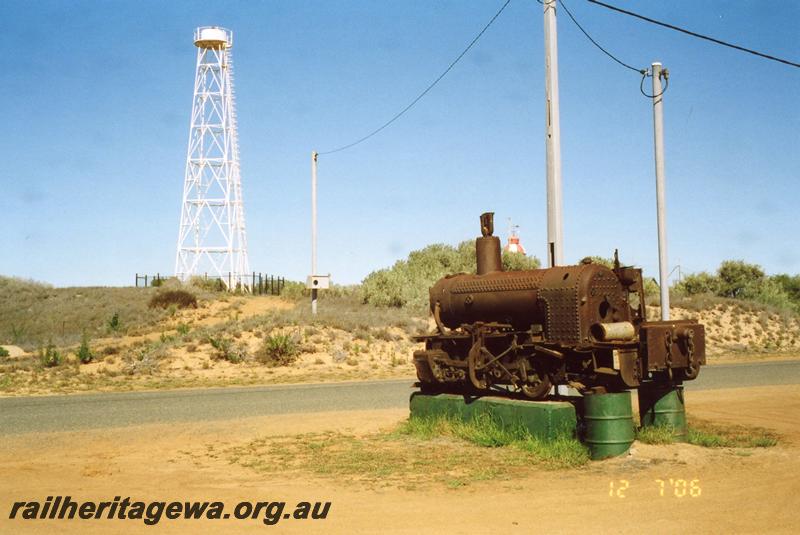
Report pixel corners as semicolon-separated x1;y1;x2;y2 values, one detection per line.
2;360;799;436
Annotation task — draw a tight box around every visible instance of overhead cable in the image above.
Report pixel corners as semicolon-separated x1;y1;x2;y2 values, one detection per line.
586;0;800;69
318;0;512;155
558;0;644;74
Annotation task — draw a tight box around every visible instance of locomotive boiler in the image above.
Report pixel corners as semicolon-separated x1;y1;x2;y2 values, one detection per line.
413;213;705;399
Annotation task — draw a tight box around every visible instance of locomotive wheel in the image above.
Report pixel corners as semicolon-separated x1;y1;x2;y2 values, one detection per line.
467;341;488;390
521;373;552;400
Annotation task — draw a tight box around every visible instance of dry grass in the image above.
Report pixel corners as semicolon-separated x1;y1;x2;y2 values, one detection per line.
0;276;167;350
636;418;779;449
226;416;588;490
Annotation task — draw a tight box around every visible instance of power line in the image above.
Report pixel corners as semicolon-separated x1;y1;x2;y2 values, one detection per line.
318;0;512;155
587;0;800;69
558;0;643;74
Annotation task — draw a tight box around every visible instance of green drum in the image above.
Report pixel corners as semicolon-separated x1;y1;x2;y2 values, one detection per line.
638;385;687;442
583;391;635;460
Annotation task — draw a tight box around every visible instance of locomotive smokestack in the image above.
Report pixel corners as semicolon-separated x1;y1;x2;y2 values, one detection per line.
476;212;503;275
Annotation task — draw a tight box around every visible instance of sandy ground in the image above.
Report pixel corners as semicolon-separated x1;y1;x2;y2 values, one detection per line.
4;295;798;398
2;384;799;534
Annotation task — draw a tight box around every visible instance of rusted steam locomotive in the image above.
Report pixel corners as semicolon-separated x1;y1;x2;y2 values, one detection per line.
413;213;705;399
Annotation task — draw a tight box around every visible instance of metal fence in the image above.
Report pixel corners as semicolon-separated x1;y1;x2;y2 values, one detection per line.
134;272;285;295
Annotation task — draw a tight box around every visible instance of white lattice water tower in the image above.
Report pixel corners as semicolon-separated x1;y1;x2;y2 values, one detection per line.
174;27;250;289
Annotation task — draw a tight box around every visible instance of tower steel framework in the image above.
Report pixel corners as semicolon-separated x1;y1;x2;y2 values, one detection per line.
174;27;250;289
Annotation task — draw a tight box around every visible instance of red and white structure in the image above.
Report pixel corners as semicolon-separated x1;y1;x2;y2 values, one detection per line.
174;27;250;289
504;222;527;255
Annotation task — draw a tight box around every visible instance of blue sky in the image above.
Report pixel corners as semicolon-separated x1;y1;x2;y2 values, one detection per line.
1;0;797;287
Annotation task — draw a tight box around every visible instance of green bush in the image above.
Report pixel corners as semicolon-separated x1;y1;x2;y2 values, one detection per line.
580;256;614;268
742;278;794;310
76;332;93;364
107;312;121;332
148;290;198;310
717;260;765;299
361;240;541;310
773;274;800;303
501;250;541;271
675;272;719;296
0;346;9;358
40;342;62;367
256;333;299;367
673;261;799;314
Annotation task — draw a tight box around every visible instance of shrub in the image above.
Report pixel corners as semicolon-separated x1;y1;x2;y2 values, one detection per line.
148;290;198;310
742;278;794;310
188;276;226;292
675;272;719;296
717;260;765;299
772;274;800;304
580;256;614;268
256;333;299;367
643;277;660;303
0;347;9;358
208;335;247;363
122;344;166;375
502;251;541;271
76;332;93;364
107;312;121;332
40;342;62;367
361;240;541;310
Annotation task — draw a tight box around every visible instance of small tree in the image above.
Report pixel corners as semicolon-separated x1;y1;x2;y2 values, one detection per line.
676;272;719;296
77;331;93;364
40;341;62;367
717;260;764;299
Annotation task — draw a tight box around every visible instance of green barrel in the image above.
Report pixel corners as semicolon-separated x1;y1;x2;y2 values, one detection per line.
638;385;687;442
583;391;635;460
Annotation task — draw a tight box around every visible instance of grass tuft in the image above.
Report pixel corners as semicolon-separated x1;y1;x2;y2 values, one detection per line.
396;414;588;468
226;414;589;489
687;419;778;448
637;419;778;448
255;333;299;367
636;425;677;445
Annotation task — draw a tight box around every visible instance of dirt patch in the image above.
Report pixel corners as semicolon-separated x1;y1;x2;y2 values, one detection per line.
1;384;799;533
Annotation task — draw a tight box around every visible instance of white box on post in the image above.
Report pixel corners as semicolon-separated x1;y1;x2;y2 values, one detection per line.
306;275;330;290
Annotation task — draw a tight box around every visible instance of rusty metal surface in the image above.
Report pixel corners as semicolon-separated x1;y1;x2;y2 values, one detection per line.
415;213;706;400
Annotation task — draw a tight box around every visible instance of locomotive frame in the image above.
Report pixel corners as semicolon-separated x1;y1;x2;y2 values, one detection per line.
413;213;705;400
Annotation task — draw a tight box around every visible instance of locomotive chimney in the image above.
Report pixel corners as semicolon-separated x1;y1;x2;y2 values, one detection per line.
476;212;503;275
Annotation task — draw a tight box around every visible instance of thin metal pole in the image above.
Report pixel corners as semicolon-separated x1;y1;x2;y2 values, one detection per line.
543;0;564;267
311;151;318;315
651;62;670;321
